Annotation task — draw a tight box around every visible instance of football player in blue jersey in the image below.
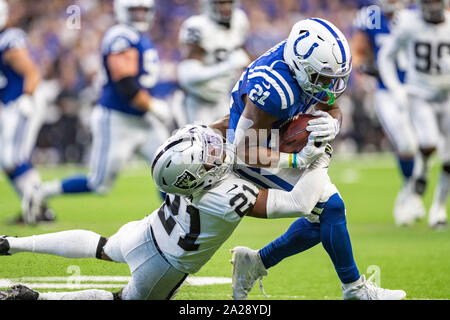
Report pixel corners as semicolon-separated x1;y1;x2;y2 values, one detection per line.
351;0;424;226
0;0;54;222
227;18;406;299
22;0;170;224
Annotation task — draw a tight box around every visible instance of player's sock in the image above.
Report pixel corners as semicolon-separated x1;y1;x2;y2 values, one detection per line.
432;164;450;206
6;163;41;198
319;193;360;284
39;180;63;199
397;156;414;183
61;175;92;194
413;150;432;195
258;218;320;269
6;230;102;258
38;290;114;300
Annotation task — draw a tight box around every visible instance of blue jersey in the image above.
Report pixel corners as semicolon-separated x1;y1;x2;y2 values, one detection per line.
0;28;27;105
228;41;325;143
98;24;159;116
353;7;405;89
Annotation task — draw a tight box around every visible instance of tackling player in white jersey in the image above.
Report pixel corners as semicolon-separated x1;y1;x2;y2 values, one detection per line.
379;0;450;228
21;0;171;224
351;0;423;226
177;0;250;125
0;125;405;300
0;0;54;222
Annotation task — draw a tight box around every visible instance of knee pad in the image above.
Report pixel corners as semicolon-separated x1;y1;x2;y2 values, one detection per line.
319;193;346;225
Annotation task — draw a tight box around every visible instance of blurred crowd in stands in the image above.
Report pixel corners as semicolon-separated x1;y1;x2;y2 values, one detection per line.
7;0;388;165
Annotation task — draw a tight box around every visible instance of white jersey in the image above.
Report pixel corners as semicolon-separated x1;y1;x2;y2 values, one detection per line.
149;173;259;274
178;9;249;113
387;9;450;100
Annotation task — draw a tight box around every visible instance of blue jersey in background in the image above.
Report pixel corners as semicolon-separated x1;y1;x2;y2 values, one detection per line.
0;28;27;105
98;24;160;116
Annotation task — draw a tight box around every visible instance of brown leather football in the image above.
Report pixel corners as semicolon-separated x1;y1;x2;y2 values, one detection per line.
278;114;319;153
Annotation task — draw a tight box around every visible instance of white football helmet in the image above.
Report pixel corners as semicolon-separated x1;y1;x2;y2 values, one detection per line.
416;0;447;23
151;125;235;197
114;0;155;32
377;0;404;13
0;0;8;30
203;0;239;25
284;18;352;105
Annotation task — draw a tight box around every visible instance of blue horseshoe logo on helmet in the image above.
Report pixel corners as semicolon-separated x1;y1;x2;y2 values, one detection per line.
294;31;319;59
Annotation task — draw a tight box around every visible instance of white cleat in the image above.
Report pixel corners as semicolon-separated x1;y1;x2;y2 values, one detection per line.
393;188;415;226
394;184;425;226
21;184;44;225
428;204;448;230
230;246;268;300
408;193;426;221
342;274;406;300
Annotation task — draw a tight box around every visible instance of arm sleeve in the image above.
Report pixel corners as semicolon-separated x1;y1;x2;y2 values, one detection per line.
266;167;333;219
177;59;234;86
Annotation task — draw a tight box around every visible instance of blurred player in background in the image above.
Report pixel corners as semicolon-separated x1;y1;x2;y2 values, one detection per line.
351;0;423;226
22;0;170;224
177;0;250;126
379;0;450;229
0;0;54;222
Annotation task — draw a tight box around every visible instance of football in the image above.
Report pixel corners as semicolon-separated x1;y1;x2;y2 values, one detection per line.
278;114;319;153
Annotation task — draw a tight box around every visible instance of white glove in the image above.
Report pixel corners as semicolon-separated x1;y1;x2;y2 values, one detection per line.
148;98;172;124
13;94;35;117
227;49;250;70
306;110;340;143
294;136;327;168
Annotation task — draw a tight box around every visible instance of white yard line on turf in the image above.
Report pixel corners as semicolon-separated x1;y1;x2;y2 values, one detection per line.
0;276;231;289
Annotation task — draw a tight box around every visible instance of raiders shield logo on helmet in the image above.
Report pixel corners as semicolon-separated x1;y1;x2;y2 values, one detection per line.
174;170;198;189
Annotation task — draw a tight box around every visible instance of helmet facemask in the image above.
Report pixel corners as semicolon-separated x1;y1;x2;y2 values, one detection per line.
115;0;155;32
377;0;404;14
127;6;155;32
418;0;446;23
194;130;235;191
205;0;237;26
291;59;351;105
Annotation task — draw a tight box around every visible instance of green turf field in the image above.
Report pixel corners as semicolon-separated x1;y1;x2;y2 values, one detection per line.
0;154;449;300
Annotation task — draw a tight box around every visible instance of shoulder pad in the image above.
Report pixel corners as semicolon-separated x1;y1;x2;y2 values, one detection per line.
196;175;259;221
179;15;208;45
247;61;296;113
0;28;27;51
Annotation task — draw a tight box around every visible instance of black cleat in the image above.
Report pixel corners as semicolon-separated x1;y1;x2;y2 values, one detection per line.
39;206;56;223
0;236;10;255
0;285;39;300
